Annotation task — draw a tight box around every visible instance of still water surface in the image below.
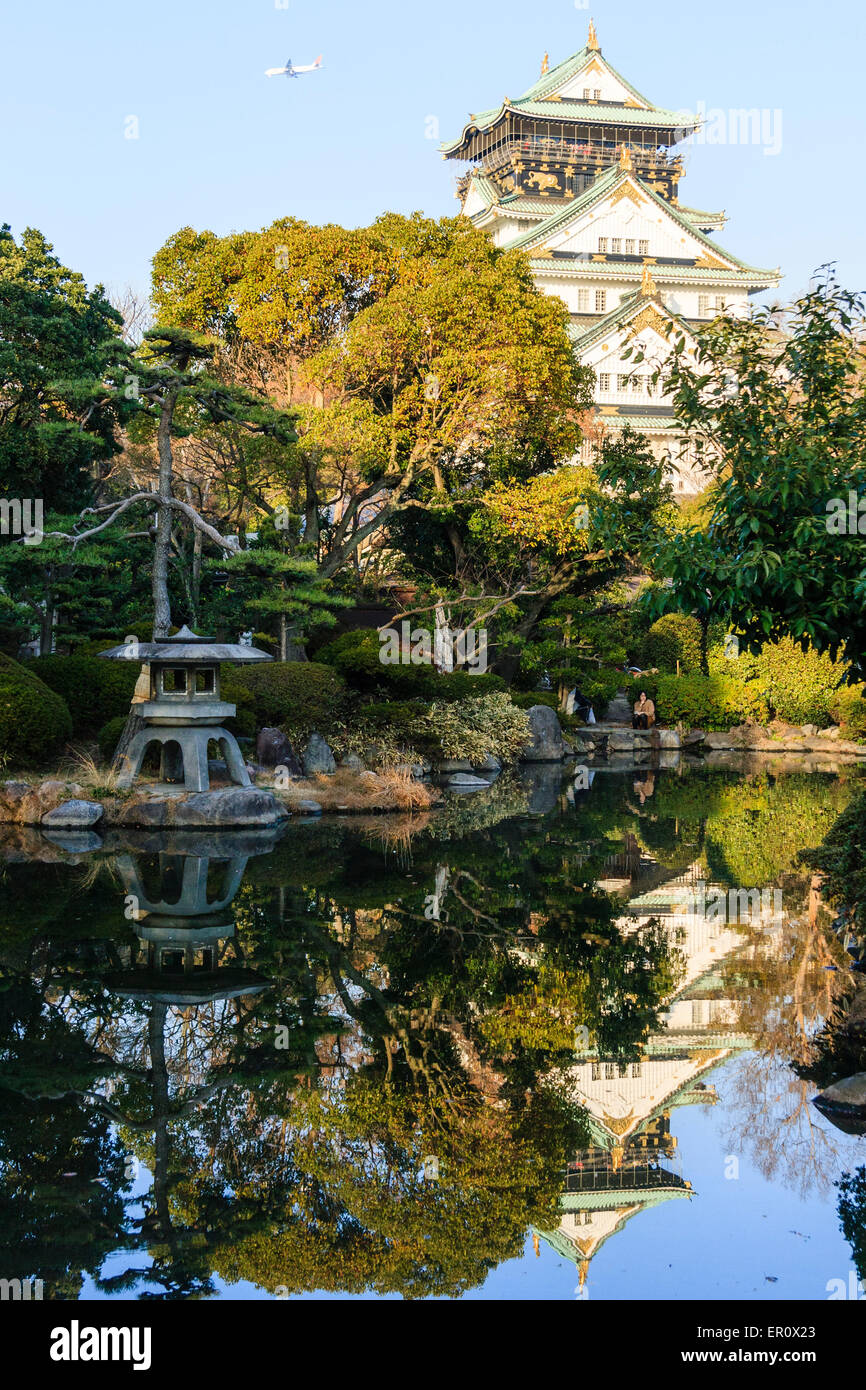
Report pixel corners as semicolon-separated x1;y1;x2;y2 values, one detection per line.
2;763;864;1300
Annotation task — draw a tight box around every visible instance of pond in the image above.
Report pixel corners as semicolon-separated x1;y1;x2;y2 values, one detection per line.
1;761;864;1302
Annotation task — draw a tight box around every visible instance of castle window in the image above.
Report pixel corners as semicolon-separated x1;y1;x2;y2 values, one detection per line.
639;239;649;255
617;373;630;391
583;87;591;99
593;89;601;100
577;288;590;311
595;289;607;311
698;294;710;317
625;238;635;254
591;1062;601;1080
631;376;644;394
611;238;621;253
598;372;610;392
631;1062;642;1077
604;1063;616;1079
597;237;608;253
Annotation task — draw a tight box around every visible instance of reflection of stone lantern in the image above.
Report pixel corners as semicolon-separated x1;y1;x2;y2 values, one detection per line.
108;831;273;1004
99;626;271;793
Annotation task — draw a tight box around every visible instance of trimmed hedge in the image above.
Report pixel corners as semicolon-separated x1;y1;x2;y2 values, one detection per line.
316;629;505;700
0;653;73;765
735;638;847;727
830;684;866;739
510;691;560;712
579;666;626;714
97;715;128;762
626;672;769;730
640;614;703;674
227;661;349;739
33;655;139;733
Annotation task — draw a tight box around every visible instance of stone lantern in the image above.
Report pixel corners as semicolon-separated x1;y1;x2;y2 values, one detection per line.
99;625;271;793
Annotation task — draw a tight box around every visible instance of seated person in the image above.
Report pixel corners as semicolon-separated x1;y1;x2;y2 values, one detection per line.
632;691;656;729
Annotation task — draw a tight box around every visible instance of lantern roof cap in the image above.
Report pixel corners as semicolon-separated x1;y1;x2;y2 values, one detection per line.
97;627;272;663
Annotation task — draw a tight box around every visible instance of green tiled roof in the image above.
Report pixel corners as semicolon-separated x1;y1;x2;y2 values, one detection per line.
521;44;652;107
567;287;679;351
442;42;698;155
441;99;694;154
532;260;780;286
505;165;774;280
678;203;727;229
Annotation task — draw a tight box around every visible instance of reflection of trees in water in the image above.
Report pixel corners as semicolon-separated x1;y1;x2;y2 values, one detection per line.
1;765;857;1297
0;807;683;1300
716;911;856;1197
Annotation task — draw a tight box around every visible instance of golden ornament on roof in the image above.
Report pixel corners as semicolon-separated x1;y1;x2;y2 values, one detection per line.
619;145;634;172
587;18;600;50
641;265;659;297
541;51;549;75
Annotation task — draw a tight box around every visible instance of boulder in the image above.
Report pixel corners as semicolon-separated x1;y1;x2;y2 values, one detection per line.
296;798;323;815
813;1072;866;1135
816;1073;866;1109
704;732;740;750
520;705;566;762
339;752;365;773
658;729;681;750
257;727;303;775
112;787;289;828
683;730;706;746
447;773;490;790
42;799;104;830
0;779;81;825
473;754;502;774
436;758;474;773
801;724;818;737
302;732;336;775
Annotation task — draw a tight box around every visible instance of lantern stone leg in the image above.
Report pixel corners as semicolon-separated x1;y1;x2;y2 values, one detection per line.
115;726;250;793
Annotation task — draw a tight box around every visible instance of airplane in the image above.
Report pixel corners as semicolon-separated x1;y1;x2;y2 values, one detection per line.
265;55;323;79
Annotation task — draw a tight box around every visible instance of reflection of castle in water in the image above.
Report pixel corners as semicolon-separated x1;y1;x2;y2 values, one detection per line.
539;857;757;1286
106;832;274;1004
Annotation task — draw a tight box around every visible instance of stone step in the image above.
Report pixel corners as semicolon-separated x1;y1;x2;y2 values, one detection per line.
601;687;633;725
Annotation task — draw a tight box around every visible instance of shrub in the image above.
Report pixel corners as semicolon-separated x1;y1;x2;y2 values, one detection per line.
33;655;139;733
627;672;768;730
316;628;505;699
219;672;257;738
424;693;530;762
97;715;128;762
640;614;703;674
510;691;561;712
228;661;349;739
830;684;866;739
736;638;847;726
0;653;73;764
579;666;625;714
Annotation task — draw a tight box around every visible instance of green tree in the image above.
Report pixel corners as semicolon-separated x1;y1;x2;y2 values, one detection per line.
0;225;132;511
648;270;866;674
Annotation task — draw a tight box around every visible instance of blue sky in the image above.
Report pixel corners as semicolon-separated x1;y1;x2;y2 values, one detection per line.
1;0;863;305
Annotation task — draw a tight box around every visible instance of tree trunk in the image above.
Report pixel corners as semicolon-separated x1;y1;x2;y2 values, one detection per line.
493;592;551;685
699;614;710;676
152;385;179;639
39;595;55;657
